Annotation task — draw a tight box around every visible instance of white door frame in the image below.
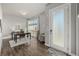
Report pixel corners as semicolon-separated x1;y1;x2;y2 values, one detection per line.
49;4;71;54
76;3;79;56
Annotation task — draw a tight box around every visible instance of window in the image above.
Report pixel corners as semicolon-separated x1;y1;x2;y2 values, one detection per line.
28;18;39;37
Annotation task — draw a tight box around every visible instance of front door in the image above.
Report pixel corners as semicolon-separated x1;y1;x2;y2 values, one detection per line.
49;4;69;52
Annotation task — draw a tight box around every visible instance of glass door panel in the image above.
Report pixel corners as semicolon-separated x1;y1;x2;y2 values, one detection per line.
53;10;64;47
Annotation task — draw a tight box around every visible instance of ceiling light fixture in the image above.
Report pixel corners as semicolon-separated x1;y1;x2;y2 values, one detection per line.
22;12;26;16
19;11;27;16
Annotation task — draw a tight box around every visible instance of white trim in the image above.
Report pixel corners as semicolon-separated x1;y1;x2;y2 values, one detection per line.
71;53;76;56
69;53;76;56
68;4;72;55
50;4;70;12
48;7;51;47
76;4;78;56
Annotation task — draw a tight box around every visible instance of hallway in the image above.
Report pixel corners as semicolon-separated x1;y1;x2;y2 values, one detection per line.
1;37;48;56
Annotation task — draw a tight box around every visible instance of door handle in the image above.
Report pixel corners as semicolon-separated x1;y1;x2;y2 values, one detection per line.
50;29;52;32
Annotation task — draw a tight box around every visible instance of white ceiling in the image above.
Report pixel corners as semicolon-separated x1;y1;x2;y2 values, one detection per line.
2;3;47;18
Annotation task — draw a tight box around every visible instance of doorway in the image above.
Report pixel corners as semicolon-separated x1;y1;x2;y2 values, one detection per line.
49;4;69;53
28;18;39;38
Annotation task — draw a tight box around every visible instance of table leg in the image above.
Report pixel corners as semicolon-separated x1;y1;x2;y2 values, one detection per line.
30;34;31;39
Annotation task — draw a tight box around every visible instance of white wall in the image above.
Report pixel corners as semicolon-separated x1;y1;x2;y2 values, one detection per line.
39;12;46;33
0;4;2;19
2;15;26;39
0;4;2;53
70;3;76;55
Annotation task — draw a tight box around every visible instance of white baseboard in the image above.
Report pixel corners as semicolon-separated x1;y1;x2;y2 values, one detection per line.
69;53;76;56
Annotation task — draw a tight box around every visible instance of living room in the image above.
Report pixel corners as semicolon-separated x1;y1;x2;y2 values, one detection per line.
0;3;48;56
0;3;79;56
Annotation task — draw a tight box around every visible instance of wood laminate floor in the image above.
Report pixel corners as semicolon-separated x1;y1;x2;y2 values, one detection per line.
1;37;48;56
